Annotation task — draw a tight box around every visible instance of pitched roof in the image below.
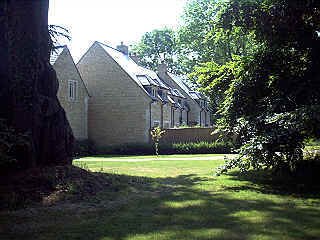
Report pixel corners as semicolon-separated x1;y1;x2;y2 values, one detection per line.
97;42;169;91
167;73;208;101
51;46;90;97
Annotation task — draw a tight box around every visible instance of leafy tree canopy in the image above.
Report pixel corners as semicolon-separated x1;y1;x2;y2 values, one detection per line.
177;0;258;73
132;0;257;75
131;28;179;73
193;0;320;173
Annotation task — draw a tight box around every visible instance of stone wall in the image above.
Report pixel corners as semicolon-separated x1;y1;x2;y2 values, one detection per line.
151;101;161;127
54;47;89;140
160;127;219;144
162;103;171;128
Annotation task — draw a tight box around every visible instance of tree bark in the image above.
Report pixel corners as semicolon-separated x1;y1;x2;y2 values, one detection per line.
0;0;74;169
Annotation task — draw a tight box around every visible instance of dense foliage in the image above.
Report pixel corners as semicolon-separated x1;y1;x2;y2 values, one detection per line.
177;0;257;73
131;28;179;73
95;141;233;156
130;0;320;175
192;0;320;173
132;0;256;75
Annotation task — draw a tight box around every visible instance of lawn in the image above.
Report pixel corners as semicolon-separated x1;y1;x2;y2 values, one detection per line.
1;154;320;240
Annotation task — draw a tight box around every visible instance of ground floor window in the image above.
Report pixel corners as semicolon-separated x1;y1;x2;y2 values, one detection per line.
153;121;160;127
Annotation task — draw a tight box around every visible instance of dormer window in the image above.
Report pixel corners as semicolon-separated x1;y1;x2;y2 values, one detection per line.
144;86;152;95
152;88;157;97
163;91;167;98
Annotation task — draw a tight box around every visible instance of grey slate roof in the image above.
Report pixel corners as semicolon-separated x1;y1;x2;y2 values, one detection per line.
97;42;187;103
98;42;169;91
167;73;208;101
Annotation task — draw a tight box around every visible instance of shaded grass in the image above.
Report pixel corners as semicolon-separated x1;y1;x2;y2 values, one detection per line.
1;155;320;240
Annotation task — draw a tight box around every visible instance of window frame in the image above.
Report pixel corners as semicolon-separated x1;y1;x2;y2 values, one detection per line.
153;121;160;127
68;80;78;101
152;88;157;97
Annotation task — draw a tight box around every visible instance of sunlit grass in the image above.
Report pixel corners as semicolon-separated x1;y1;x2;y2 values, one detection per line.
1;154;320;240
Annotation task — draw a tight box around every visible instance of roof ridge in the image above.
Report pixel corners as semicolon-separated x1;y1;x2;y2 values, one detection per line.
97;42;159;74
96;41;123;54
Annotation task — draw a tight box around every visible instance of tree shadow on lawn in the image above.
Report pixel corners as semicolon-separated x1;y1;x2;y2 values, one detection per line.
1;172;320;240
226;169;320;198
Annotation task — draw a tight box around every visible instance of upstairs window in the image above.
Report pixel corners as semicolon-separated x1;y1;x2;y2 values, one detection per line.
144;86;152;94
68;80;77;101
152;88;157;97
163;91;167;98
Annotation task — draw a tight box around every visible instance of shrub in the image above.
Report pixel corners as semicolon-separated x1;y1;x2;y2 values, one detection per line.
73;139;96;158
99;143;155;156
171;141;233;154
95;141;233;156
150;127;166;156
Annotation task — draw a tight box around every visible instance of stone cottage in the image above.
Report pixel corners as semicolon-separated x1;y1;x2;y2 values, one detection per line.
52;42;211;148
158;64;211;127
51;46;90;140
77;41;192;148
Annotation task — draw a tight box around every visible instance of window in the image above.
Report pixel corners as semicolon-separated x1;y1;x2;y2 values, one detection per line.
68;80;77;101
152;88;157;97
153;121;160;127
163;91;167;98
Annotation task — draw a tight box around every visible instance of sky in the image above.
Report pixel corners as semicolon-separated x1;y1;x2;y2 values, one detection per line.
49;0;187;62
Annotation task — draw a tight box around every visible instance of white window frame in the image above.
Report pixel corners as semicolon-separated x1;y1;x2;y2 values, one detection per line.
153;121;160;127
68;80;77;101
152;88;157;97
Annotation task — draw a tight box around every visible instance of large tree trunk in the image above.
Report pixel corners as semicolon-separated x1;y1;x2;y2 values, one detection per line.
0;0;74;169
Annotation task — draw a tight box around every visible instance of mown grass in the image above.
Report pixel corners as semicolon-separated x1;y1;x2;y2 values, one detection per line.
1;154;320;240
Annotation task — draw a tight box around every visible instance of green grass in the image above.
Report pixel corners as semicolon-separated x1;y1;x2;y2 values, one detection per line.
1;154;320;240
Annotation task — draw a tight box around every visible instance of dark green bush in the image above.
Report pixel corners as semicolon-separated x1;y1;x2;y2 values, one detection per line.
96;141;233;155
98;143;155;156
171;141;233;154
73;139;96;158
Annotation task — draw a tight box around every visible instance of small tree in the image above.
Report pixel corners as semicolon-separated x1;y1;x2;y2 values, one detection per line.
150;127;166;157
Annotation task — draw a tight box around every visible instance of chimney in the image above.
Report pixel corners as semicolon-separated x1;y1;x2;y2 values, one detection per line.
116;41;129;55
157;62;168;74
